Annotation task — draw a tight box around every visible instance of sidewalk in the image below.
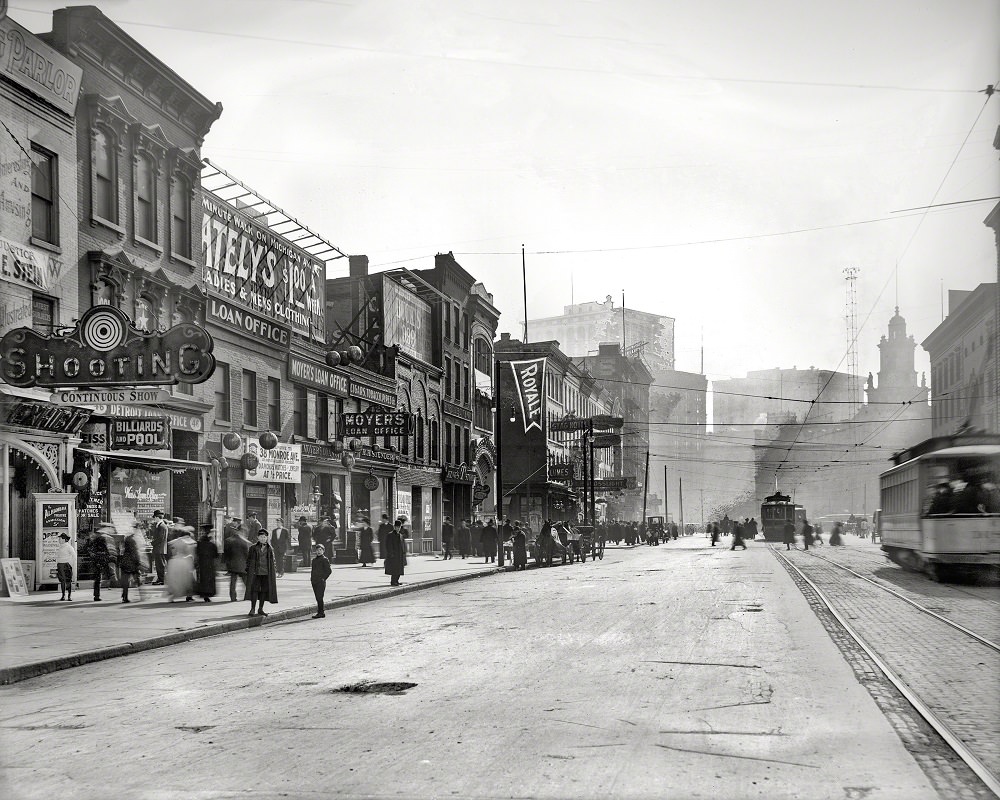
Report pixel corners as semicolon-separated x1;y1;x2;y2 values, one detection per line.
0;554;503;685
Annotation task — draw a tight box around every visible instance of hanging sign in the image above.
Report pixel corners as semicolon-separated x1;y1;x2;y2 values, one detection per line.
50;388;170;406
110;417;169;450
3;399;90;434
550;415;591;433
591;433;621;449
0;306;215;388
244;440;301;483
508;358;546;433
548;463;574;481
340;411;411;438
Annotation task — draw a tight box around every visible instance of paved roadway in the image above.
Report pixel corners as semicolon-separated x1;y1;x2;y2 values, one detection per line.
1;536;954;799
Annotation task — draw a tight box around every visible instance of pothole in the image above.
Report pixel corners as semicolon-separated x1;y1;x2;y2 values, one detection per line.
331;681;417;695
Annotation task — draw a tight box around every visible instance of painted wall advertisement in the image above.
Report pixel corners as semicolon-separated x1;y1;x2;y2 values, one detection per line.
382;277;432;364
202;192;326;343
245;440;302;484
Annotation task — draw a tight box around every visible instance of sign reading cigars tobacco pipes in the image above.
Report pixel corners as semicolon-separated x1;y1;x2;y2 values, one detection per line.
0;306;215;388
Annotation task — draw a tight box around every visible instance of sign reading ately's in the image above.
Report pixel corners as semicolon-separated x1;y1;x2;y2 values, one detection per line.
0;306;215;388
110;417;169;450
340;411;412;438
202;193;325;343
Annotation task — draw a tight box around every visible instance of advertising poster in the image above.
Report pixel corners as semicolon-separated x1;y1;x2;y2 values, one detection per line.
245;441;302;484
34;494;76;588
1;558;30;599
382;278;432;363
202;193;325;343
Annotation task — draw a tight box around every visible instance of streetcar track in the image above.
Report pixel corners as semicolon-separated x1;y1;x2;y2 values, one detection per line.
770;544;1000;797
795;549;1000;652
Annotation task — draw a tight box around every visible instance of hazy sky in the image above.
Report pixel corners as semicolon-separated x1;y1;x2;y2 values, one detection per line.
17;0;1000;383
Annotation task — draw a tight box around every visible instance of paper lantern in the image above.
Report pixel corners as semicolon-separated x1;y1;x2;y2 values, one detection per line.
332;440;345;454
341;452;355;470
259;431;278;451
325;350;342;367
347;345;364;364
222;432;241;451
349;438;362;452
241;453;260;471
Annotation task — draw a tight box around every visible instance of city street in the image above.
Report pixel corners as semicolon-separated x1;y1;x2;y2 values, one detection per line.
0;538;950;800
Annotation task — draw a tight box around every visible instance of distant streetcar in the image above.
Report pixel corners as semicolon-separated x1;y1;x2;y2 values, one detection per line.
760;492;806;542
878;432;1000;581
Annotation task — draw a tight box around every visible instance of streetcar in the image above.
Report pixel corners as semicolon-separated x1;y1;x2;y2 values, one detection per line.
878;432;1000;582
759;492;806;542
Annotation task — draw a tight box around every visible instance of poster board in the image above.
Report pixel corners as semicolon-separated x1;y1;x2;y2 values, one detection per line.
34;493;77;589
1;558;31;599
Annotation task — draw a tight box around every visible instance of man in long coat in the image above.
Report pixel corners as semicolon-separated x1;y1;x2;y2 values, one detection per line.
384;519;407;586
245;530;278;616
376;514;393;561
480;520;498;564
195;524;219;600
223;525;250;602
271;519;291;577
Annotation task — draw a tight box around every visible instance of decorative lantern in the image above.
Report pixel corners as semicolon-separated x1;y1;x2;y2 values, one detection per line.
222;432;241;451
241;453;260;471
341;452;355;470
347;345;364;364
349;438;362;452
332;440;345;454
324;350;342;367
259;431;278;451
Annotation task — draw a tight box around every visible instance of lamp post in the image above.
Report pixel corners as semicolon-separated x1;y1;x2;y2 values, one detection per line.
492;357;506;568
588;419;596;529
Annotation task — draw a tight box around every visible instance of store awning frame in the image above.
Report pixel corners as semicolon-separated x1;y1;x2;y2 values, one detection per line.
77;447;211;473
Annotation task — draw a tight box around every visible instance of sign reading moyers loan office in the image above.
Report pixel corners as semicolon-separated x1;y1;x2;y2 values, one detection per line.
0;307;215;388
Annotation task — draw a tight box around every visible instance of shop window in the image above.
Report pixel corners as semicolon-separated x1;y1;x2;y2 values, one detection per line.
268;377;281;431
31;294;55;334
135;152;157;245
243;369;258;427
214;362;231;422
170;173;192;260
30;144;57;246
293;385;307;437
93;128;117;224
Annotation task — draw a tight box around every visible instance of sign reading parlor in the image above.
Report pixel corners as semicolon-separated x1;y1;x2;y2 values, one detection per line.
0;306;215;388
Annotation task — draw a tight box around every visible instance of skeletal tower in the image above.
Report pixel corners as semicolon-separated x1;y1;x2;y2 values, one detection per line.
844;267;860;418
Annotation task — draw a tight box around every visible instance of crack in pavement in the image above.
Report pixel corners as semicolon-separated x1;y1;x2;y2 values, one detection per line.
641;660;762;669
654;743;816;768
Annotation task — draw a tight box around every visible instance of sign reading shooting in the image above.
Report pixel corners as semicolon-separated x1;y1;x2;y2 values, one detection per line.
340;411;411;438
0;306;214;388
202;192;326;343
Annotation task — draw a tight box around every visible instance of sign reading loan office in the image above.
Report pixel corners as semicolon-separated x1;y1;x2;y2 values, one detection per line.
0;306;215;388
340;411;412;438
202;192;326;344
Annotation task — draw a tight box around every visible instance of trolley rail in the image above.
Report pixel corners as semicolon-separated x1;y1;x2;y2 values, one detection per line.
771;544;1000;797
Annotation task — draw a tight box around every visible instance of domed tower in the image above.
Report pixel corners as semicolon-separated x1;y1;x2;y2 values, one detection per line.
866;307;928;404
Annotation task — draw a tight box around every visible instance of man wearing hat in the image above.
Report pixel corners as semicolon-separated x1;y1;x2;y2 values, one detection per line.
56;533;76;601
149;510;168;585
246;510;262;539
223;518;250;602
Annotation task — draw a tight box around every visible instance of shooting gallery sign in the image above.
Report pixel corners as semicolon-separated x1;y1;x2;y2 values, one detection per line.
0;306;215;388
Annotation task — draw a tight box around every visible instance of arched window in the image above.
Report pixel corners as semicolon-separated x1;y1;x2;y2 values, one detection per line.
430;418;439;461
416;413;425;460
170;174;191;259
474;337;492;376
93;128;117;223
135;153;156;243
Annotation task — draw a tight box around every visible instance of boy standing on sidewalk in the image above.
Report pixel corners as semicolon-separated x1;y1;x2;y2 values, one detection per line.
310;543;332;619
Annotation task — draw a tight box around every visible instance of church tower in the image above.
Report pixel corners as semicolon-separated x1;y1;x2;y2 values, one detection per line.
865;307;929;404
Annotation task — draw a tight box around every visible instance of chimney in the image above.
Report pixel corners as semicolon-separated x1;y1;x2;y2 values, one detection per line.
349;254;369;278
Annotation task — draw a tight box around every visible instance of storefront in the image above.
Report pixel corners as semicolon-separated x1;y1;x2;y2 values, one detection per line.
350;444;399;528
442;462;475;525
471;435;497;521
298;441;348;540
395;465;442;553
0;389;84;588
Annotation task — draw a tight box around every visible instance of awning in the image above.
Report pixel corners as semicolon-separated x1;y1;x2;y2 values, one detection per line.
77;447;211;472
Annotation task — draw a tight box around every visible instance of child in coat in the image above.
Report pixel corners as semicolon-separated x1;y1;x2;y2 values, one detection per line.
310;543;332;619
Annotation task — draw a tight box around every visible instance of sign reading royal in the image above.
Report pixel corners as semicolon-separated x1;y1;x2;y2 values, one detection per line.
0;306;215;388
340;411;412;438
202;192;325;344
508;358;546;433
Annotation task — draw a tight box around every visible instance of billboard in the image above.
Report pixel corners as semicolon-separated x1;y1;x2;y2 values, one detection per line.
382;277;432;363
498;358;548;497
202;192;325;343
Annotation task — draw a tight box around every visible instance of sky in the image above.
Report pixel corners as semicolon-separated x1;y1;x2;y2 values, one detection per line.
15;0;1000;385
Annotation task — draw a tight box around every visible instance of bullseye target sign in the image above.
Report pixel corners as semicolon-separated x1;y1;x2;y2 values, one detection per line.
0;305;215;388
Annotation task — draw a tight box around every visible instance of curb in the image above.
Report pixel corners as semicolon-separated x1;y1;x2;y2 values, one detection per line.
0;567;504;686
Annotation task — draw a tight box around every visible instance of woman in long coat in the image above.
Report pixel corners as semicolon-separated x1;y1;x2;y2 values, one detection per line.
195;525;219;601
118;530;143;603
165;530;196;601
358;518;375;566
244;531;278;615
384;520;407;586
512;524;527;570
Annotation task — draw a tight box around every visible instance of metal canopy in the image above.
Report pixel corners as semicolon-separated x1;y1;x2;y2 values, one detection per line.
201;158;349;267
379;267;447;305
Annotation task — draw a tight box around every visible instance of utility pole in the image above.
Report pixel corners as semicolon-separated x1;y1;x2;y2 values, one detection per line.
679;477;684;534
641;449;650;524
663;465;668;522
522;244;528;342
494;358;505;567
